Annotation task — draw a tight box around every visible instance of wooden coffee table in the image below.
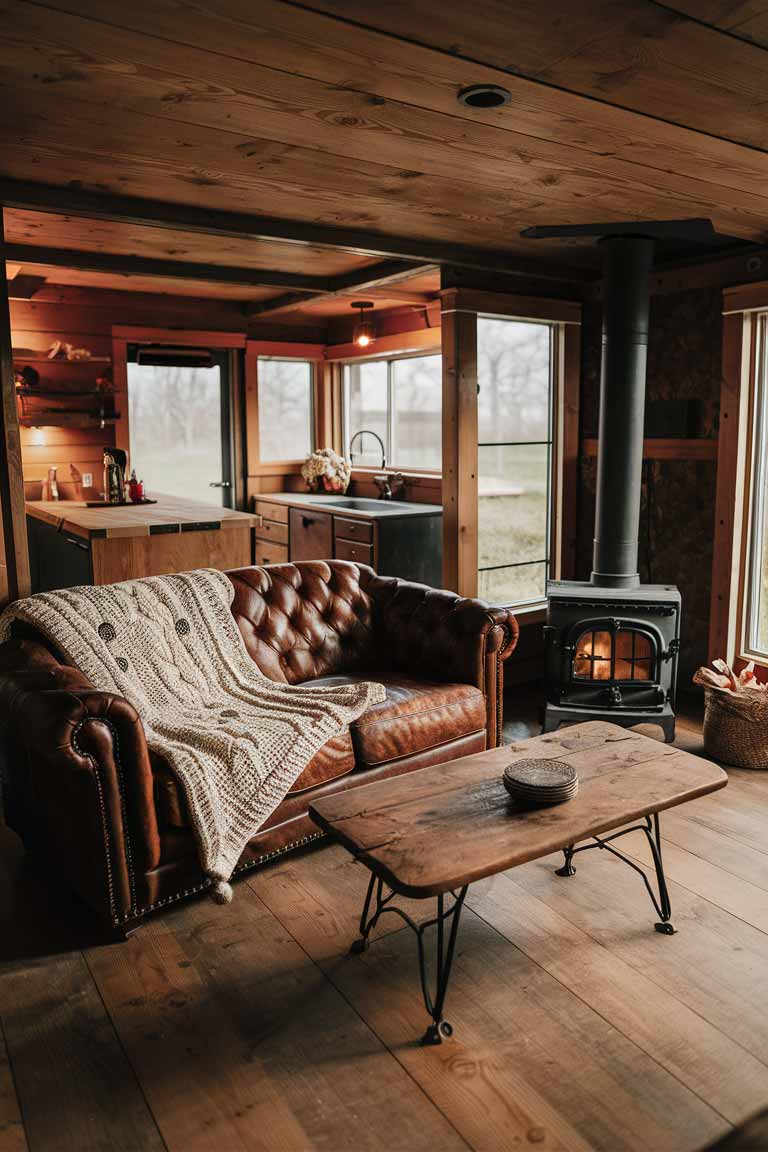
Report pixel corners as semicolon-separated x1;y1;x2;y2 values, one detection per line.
310;721;727;1045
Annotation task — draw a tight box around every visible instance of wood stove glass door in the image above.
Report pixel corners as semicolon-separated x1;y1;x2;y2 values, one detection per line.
573;624;655;683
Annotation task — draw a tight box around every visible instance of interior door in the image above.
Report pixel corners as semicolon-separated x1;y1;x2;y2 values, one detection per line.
126;347;233;507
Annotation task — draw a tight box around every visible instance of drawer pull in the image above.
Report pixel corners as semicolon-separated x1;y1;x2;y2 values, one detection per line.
302;516;315;528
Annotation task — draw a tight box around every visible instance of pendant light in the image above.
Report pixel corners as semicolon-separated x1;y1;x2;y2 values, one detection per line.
351;300;376;348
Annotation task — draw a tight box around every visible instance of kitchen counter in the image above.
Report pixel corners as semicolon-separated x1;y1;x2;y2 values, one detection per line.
26;495;258;591
254;492;443;519
26;494;258;541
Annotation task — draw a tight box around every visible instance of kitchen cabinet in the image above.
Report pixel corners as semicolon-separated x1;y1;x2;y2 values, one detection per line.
252;493;443;586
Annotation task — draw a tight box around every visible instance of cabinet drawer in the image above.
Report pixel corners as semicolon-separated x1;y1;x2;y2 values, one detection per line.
334;516;373;544
255;500;288;524
255;518;288;546
255;540;289;567
289;507;333;561
335;537;374;566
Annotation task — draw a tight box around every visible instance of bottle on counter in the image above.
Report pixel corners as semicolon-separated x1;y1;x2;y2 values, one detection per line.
103;451;125;504
128;469;140;504
41;466;59;502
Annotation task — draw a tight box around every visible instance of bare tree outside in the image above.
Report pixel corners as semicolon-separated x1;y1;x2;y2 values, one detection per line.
477;318;553;605
258;359;314;462
127;363;224;506
344;354;441;469
345;360;388;465
392;355;441;470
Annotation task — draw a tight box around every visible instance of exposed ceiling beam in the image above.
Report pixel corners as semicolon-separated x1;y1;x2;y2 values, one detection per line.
2;242;342;292
330;260;437;292
0;180;593;282
247;260;437;318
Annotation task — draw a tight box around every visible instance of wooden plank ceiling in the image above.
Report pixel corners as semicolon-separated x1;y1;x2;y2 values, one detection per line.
1;0;767;319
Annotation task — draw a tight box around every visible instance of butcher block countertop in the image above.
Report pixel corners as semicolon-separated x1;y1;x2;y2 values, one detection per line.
26;495;258;541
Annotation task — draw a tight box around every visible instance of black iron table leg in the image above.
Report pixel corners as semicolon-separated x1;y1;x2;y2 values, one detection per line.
350;872;469;1044
555;844;577;876
554;812;675;934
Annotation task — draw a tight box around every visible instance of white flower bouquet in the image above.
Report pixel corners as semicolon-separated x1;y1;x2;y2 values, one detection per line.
301;448;352;494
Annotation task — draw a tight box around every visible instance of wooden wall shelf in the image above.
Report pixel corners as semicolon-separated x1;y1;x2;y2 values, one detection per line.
12;353;111;365
16;387;111;398
582;438;717;461
18;412;120;429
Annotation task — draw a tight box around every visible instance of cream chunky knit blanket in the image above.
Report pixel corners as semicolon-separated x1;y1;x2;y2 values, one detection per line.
0;569;385;901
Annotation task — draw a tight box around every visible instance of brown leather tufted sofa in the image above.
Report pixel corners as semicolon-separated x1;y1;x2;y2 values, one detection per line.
0;561;518;933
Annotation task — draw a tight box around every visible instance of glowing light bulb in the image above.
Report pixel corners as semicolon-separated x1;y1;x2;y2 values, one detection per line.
351;301;375;349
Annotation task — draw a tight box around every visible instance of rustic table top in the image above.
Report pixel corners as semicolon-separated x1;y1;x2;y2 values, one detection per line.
26;494;258;540
309;721;728;898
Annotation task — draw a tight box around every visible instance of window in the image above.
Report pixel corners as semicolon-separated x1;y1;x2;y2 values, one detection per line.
343;353;441;471
476;317;554;606
257;357;314;462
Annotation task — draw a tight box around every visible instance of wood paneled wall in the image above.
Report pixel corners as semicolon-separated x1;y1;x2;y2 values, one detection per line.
10;288;326;502
11;296;116;498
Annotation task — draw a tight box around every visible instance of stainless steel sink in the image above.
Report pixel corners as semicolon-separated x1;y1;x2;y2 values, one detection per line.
311;496;389;511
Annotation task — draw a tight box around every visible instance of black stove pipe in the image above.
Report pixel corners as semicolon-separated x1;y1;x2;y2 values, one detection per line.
591;235;654;589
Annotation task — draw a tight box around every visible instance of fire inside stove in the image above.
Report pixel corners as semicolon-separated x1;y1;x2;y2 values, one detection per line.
573;626;653;683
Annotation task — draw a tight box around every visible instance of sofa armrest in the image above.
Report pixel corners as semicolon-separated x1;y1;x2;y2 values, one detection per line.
361;572;519;747
0;638;159;926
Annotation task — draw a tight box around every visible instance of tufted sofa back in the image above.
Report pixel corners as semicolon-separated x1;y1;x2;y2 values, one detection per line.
228;561;380;684
227;560;517;690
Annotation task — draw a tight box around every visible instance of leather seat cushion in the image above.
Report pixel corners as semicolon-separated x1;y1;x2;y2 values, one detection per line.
308;673;487;767
152;730;355;829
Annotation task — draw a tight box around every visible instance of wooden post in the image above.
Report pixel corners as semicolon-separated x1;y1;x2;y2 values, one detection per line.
440;278;478;596
0;210;31;604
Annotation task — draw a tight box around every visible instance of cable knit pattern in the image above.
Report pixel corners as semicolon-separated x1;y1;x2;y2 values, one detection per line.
0;569;385;895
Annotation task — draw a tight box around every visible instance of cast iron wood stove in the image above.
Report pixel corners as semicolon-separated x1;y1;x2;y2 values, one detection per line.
543;584;680;741
522;223;695;741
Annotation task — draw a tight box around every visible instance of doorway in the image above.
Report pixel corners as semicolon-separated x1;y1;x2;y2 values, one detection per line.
126;346;233;507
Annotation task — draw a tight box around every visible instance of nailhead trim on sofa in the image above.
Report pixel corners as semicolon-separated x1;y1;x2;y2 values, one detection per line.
72;715;137;918
113;831;326;924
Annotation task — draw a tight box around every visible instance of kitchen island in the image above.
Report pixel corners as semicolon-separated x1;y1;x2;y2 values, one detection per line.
26;495;257;591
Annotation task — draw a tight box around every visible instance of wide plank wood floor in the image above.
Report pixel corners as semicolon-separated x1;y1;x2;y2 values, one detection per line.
1;695;767;1151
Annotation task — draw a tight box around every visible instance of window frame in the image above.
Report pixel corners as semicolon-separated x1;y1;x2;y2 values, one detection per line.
341;348;443;475
742;312;768;660
712;293;768;669
476;313;559;612
244;340;325;477
439;288;580;603
256;355;316;466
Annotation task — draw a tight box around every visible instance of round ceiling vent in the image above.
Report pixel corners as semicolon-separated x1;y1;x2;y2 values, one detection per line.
457;84;512;109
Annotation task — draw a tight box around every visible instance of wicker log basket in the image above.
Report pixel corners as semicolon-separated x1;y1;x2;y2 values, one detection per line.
694;661;768;769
